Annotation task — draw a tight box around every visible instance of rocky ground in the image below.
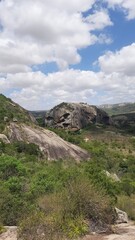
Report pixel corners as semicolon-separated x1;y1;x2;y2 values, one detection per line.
82;221;135;240
0;226;17;240
1;222;135;240
104;222;135;240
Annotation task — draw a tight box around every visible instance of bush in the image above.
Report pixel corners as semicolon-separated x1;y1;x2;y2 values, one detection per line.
18;212;65;240
15;142;40;156
19;177;115;239
117;194;135;220
0;155;26;180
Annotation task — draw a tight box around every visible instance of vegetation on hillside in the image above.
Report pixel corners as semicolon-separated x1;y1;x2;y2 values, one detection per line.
0;123;135;239
0;94;34;131
0;95;135;239
100;102;135;116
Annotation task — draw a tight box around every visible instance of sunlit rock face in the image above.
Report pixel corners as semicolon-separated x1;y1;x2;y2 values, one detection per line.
45;102;112;130
7;123;90;161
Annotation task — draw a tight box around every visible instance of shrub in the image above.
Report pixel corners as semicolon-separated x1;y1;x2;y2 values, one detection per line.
0;155;26;180
19;177;115;239
18;212;65;240
117;194;135;220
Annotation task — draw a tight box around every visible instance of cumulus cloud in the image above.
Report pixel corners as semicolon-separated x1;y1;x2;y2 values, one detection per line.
98;43;135;76
86;9;113;31
0;0;134;109
1;51;135;110
105;0;135;19
0;0;113;72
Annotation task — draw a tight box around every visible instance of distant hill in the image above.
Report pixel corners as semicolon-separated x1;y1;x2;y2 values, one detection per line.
100;102;135;116
30;110;47;126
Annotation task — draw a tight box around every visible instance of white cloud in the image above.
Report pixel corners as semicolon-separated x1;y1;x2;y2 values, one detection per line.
0;0;113;73
1;53;135;110
86;9;113;30
0;1;135;109
1;39;135;109
105;0;135;19
98;43;135;76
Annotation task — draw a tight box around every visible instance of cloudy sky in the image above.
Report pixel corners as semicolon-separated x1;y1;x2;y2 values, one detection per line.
0;0;135;110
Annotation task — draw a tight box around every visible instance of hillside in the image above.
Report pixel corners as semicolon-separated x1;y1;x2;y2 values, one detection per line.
0;96;135;240
100;102;135;116
0;95;89;161
0;94;36;131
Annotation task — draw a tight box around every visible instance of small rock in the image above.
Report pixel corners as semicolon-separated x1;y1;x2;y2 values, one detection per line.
115;207;128;224
4;117;9;122
0;134;10;144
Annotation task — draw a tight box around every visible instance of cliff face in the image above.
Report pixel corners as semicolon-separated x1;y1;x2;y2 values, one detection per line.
45;102;112;130
7;123;89;161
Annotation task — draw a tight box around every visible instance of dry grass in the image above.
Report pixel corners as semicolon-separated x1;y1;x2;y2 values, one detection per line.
117;194;135;220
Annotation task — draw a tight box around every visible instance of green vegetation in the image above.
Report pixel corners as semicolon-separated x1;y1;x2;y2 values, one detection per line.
100;102;135;116
0;94;33;129
112;112;135;134
0;137;116;238
1;117;135;238
30;111;46;127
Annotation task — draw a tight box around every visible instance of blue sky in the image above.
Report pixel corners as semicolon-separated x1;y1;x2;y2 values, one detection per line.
0;0;135;110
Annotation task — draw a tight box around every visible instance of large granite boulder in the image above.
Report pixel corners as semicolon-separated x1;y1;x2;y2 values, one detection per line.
7;123;89;161
45;102;112;130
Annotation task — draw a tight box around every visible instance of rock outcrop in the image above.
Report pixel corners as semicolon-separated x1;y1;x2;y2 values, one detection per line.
45;102;112;130
7;123;89;161
0;134;10;144
115;207;128;224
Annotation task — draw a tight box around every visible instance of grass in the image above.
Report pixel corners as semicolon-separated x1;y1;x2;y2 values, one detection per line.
1;120;135;239
117;194;135;220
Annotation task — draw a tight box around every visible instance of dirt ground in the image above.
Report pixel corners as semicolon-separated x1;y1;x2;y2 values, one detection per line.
104;221;135;240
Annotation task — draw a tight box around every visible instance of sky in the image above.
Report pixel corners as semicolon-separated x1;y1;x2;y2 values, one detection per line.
0;0;135;110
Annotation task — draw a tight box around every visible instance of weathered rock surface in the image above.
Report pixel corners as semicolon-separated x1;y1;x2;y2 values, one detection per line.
0;134;10;144
7;123;89;161
82;221;135;240
105;171;120;182
0;226;17;240
115;207;128;224
45;102;112;130
104;221;135;240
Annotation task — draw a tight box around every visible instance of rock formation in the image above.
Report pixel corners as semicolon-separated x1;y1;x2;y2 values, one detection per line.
45;102;112;130
0;134;10;144
7;123;89;161
115;207;128;224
